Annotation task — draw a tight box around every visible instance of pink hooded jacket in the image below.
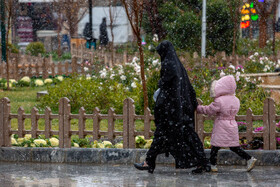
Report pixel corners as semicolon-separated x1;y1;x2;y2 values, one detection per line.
197;75;240;147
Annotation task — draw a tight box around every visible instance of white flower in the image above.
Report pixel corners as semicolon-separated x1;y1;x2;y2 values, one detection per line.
260;60;264;64
57;76;63;81
152;59;159;66
98;143;105;148
34;139;47;146
236;72;240;82
258;77;262;81
11;137;18;145
86;74;91;80
236;76;240;82
17;138;24;144
9;79;17;84
49;137;59;147
229;65;235;70
249;55;254;59
24;134;32;141
35;79;44;86
118;68;124;75
84;67;89;72
132;57;139;63
110;74;115;79
152;34;159;42
115;143;123;148
220;70;225;77
148;45;152;50
103;141;113;148
21;76;31;83
245;77;250;82
100;72;107;78
73;143;79;147
254;52;259;56
131;82;137;88
120;75;127;80
44;78;53;84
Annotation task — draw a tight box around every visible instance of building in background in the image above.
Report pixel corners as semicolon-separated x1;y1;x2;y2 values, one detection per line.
78;6;133;44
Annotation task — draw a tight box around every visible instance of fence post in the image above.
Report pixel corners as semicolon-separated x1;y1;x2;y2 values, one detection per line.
78;107;85;139
59;97;71;148
123;51;127;64
195;99;204;142
144;108;152;139
64;98;71;148
263;98;270;150
246;108;253;142
0;97;11;147
15;53;19;80
268;98;276;150
108;108;115;142
42;57;48;79
0;98;4;146
93;107;100;141
128;98;135;148
31;107;39;138
71;56;78;74
123;98;129;148
17;107;24;138
44;107;51;139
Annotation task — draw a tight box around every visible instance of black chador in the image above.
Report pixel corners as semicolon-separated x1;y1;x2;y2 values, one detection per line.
145;41;208;172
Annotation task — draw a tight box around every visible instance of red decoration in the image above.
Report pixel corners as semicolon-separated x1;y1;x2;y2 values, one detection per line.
241;21;250;28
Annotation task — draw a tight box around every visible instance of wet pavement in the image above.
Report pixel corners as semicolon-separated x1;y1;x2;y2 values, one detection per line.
0;162;279;187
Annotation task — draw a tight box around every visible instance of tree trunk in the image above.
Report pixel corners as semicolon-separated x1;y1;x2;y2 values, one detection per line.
138;36;148;110
259;16;267;48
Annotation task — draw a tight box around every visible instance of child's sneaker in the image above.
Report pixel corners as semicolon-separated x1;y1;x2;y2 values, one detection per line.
247;157;257;172
211;165;218;172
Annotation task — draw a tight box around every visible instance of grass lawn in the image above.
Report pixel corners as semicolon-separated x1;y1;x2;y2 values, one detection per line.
0;86;46;113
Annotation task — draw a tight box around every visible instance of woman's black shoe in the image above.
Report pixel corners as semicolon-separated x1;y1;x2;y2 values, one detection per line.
134;162;154;174
192;165;211;174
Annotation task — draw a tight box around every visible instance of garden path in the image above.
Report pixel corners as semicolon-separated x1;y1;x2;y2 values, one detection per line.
0;162;279;187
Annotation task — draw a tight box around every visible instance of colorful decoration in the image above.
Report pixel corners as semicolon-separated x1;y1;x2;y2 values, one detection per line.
241;21;250;29
240;2;258;29
141;36;146;45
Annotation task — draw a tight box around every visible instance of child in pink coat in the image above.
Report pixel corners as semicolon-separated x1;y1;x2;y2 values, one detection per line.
197;75;257;172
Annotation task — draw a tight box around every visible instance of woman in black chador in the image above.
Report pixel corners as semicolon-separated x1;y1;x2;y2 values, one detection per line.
134;40;210;174
99;17;109;46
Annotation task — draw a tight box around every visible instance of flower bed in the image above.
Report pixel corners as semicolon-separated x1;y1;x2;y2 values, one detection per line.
11;135;153;149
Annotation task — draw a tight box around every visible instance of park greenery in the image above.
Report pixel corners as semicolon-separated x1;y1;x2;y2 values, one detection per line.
2;0;280;149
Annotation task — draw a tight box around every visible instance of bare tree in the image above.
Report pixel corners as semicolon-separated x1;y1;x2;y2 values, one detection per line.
107;0;120;63
253;0;278;48
143;0;165;40
60;0;88;37
121;0;149;110
3;0;15;90
272;0;279;57
227;0;242;58
53;1;64;57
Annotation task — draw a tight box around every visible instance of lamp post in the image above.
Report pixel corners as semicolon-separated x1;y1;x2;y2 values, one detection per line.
201;0;206;58
88;0;93;49
1;0;6;63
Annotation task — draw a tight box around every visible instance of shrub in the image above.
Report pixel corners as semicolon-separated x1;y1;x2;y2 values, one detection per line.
38;75;135;114
26;42;46;56
7;43;19;53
